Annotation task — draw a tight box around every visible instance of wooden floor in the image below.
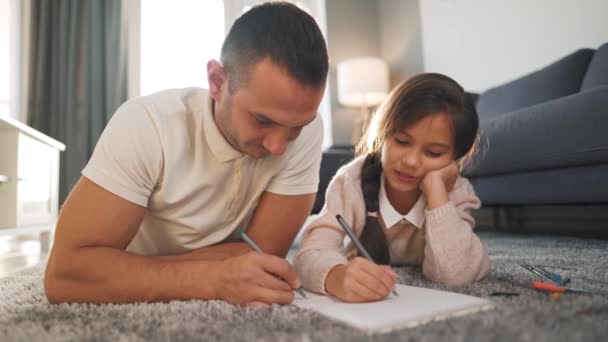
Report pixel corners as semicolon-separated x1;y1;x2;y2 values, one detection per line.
0;234;47;278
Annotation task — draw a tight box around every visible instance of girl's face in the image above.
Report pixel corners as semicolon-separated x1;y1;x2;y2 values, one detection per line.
381;112;455;198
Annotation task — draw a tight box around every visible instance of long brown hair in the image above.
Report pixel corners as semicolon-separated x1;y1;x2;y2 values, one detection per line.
355;73;479;264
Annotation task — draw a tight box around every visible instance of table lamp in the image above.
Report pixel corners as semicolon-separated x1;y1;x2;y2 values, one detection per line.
337;57;389;145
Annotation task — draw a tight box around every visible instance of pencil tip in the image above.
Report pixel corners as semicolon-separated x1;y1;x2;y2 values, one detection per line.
296;288;307;298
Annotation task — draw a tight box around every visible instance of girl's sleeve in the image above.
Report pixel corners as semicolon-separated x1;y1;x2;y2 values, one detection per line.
421;178;490;286
293;172;362;294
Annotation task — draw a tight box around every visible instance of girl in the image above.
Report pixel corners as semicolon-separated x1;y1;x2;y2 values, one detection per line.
294;73;490;303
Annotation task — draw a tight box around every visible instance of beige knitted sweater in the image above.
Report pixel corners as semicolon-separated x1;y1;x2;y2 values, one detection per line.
293;156;490;294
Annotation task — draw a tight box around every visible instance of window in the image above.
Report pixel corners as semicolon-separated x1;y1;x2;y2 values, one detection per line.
139;0;225;96
0;1;10;116
0;0;21;119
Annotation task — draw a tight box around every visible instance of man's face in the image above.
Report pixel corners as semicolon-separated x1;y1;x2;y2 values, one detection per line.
208;58;325;158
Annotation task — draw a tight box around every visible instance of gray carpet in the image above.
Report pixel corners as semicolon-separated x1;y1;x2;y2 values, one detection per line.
1;232;607;342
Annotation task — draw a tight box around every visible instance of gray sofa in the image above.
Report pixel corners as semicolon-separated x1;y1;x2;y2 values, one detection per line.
313;42;608;218
464;42;608;206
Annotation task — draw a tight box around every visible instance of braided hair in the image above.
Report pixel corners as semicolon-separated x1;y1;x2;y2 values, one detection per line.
359;153;390;264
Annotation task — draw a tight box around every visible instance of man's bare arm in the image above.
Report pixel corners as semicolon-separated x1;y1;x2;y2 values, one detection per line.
44;177;299;304
245;190;315;256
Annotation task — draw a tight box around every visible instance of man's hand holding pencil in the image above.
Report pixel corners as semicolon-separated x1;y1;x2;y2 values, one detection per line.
215;251;301;306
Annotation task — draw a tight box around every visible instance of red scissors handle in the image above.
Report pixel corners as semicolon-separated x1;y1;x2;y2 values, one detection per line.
532;281;566;293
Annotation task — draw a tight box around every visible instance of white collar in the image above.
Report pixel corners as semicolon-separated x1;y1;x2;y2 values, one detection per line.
378;175;426;229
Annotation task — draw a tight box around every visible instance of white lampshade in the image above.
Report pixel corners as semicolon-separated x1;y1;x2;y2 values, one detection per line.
337;57;389;107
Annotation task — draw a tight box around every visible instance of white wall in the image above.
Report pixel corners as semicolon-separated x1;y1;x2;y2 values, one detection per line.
379;0;424;86
325;0;424;145
326;0;380;145
420;0;608;92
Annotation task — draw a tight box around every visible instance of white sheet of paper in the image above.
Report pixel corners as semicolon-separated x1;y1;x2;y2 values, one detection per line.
293;284;494;333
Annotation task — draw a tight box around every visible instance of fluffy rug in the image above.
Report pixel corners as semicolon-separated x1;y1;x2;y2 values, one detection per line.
1;232;607;342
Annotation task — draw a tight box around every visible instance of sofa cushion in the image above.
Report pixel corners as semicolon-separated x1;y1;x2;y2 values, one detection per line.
476;48;595;120
312;146;355;214
581;42;608;91
470;164;608;205
463;86;608;178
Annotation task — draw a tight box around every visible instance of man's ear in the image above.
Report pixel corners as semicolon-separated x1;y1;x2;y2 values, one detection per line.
207;60;227;101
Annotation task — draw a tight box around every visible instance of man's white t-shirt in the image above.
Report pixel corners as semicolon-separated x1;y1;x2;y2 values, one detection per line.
82;88;323;256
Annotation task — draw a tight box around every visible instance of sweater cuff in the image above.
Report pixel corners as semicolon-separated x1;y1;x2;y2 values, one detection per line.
312;253;348;294
424;201;458;228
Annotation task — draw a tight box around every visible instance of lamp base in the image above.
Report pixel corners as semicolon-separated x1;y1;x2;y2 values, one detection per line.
351;115;364;145
351;106;370;146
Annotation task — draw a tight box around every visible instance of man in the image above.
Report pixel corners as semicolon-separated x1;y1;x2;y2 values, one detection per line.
44;2;328;306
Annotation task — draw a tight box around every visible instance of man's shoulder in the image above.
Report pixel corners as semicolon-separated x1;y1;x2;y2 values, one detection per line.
130;87;209;120
116;88;210;141
282;114;324;158
298;114;324;141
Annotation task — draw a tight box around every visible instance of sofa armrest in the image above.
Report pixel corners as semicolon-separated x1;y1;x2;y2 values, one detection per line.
312;146;355;214
464;86;608;178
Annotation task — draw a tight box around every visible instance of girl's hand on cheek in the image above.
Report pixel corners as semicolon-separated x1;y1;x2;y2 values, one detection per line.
324;257;397;303
420;161;459;195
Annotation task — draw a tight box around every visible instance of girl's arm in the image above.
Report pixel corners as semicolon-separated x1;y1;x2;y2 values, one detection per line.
419;174;490;286
294;160;397;300
293;172;356;294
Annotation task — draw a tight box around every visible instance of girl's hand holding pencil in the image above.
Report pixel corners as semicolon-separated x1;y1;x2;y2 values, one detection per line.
325;257;398;303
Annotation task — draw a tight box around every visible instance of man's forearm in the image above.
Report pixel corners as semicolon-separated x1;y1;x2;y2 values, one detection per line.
45;246;222;304
45;240;282;304
157;242;254;262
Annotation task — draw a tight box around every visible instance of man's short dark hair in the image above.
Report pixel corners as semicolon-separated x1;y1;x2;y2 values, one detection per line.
220;2;329;93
